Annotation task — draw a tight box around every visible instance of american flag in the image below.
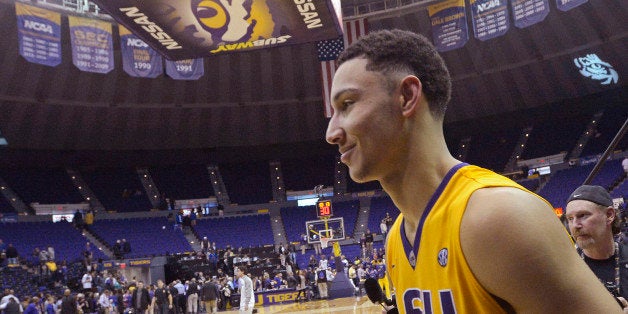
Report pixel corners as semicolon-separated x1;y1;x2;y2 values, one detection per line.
319;19;369;118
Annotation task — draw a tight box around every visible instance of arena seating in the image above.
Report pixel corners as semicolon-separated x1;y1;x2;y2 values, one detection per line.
580;100;628;157
464;122;521;172
0;221;107;264
89;217;192;258
80;167;152;212
0;168;83;205
281;205;319;243
517;178;541;192
368;196;400;235
219;160;273;205
149;164;214;200
193;214;275;249
538;159;623;209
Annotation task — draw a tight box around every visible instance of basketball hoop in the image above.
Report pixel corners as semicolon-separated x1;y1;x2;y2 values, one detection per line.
320;237;331;249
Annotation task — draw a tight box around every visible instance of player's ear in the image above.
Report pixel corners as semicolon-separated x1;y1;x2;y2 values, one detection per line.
400;75;422;117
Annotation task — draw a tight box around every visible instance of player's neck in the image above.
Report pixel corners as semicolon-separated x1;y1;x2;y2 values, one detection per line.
382;153;460;228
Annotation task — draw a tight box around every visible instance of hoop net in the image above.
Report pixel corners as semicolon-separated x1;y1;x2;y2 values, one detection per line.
320;237;331;249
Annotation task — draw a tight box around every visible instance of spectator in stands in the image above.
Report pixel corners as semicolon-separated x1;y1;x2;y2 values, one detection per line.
0;239;6;266
565;185;628;308
0;289;23;313
364;229;374;255
324;29;622;313
200;237;210;253
315;266;329;299
47;246;55;262
131;281;150;314
380;218;388;235
300;234;308;255
5;244;18;265
384;212;393;231
85;210;94;230
122;239;131;257
0;296;21;314
23;297;38;314
74;210;83;229
82;271;93;293
84;243;93;268
98;290;113;314
623;157;628;176
200;279;219;314
59;289;76;314
113;240;122;260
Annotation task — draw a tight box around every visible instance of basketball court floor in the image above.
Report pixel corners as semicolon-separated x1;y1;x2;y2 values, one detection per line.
222;296;383;313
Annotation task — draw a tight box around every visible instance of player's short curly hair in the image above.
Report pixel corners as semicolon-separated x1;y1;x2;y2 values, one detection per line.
337;29;451;119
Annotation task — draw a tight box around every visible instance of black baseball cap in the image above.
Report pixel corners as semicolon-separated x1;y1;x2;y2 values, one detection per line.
567;185;612;207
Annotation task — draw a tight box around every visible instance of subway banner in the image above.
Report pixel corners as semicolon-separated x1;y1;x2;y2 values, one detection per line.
15;2;62;67
119;25;164;78
165;58;204;80
428;0;469;52
68;16;114;74
90;0;344;60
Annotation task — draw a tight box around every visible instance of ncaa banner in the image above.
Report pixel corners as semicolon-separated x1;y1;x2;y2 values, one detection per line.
15;3;61;67
68;16;114;74
90;0;343;60
165;58;204;80
428;0;469;52
556;0;587;11
510;0;550;28
470;0;510;41
119;25;163;78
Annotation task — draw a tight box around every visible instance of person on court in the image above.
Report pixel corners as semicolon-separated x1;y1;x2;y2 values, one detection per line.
565;185;628;309
235;267;254;313
325;29;621;313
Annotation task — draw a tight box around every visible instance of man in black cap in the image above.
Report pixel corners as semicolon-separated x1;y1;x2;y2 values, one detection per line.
565;185;628;309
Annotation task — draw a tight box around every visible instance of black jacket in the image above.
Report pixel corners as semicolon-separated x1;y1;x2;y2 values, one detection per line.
200;282;219;301
131;288;151;311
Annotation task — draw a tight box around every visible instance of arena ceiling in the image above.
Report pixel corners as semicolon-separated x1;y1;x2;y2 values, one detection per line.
0;0;625;152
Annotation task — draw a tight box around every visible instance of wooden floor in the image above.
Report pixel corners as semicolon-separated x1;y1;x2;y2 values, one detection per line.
221;296;383;313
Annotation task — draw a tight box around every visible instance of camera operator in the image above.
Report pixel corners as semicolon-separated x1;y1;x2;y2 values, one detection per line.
565;185;628;310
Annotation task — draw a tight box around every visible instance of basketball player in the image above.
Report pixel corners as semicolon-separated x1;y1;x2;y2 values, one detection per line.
325;29;621;313
235;267;254;313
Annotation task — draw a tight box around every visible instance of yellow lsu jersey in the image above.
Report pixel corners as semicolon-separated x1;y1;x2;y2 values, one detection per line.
386;163;550;313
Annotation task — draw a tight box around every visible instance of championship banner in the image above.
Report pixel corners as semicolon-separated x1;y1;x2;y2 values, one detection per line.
510;0;550;28
165;58;204;80
428;0;469;52
119;25;163;78
470;0;510;41
91;0;343;60
15;3;62;67
68;16;114;74
556;0;587;11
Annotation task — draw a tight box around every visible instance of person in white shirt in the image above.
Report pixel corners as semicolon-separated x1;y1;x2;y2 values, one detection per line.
81;272;93;293
98;290;113;314
235;267;254;314
0;289;24;312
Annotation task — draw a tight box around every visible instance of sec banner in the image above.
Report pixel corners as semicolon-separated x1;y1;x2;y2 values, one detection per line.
69;16;114;74
15;3;62;67
90;0;343;60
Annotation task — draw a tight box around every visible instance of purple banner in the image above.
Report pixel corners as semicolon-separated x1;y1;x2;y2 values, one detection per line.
69;16;114;74
470;0;510;41
165;58;204;80
428;0;469;52
511;0;550;28
15;3;62;67
556;0;588;11
119;25;163;78
90;0;343;60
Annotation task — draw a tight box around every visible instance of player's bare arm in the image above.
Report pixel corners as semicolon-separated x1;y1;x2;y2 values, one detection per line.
461;186;621;313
